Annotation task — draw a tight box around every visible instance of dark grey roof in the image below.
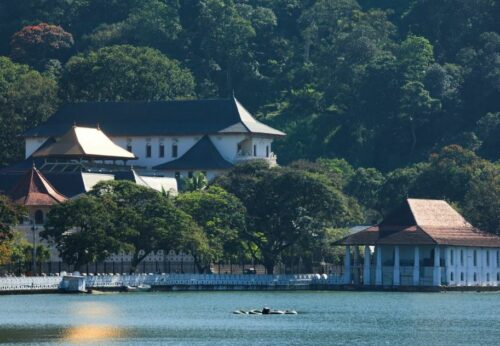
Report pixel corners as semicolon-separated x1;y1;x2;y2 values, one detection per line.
24;98;285;138
153;136;233;171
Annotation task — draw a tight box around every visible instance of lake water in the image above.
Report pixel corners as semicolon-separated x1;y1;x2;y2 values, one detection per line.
0;291;499;345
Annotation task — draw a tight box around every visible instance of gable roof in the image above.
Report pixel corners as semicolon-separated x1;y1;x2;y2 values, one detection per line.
335;199;500;247
9;167;67;206
153;136;233;171
24;98;285;138
32;126;136;160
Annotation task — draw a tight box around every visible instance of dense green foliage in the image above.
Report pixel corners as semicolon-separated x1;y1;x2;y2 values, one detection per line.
0;0;497;169
0;0;498;247
43;181;205;271
213;161;363;273
0;195;25;265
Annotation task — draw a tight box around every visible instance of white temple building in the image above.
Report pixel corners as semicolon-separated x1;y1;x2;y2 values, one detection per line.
23;97;285;180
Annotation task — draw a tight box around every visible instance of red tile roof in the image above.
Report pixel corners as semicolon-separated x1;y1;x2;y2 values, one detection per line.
9;167;67;206
335;199;500;247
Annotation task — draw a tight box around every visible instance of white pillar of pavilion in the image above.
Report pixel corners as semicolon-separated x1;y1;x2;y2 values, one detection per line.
375;246;382;286
433;245;441;286
413;246;420;286
363;246;371;286
445;247;451;286
393;245;400;286
353;246;360;285
344;245;351;285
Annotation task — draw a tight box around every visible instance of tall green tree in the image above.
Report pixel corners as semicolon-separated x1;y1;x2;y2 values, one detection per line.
214;162;362;274
176;186;246;272
60;45;195;101
0;57;59;167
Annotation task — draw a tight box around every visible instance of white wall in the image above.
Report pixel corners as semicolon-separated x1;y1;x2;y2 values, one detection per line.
25;137;48;158
445;246;499;287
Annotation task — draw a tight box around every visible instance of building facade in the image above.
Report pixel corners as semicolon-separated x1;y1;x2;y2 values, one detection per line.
336;199;500;287
24;97;285;180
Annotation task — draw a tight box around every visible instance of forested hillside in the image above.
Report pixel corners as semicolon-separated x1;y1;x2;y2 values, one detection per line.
0;1;498;231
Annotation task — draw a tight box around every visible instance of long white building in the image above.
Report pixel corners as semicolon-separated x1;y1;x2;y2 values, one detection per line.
336;199;500;288
24;97;285;180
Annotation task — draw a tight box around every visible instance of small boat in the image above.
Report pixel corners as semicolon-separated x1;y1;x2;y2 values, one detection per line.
125;284;151;292
234;307;297;315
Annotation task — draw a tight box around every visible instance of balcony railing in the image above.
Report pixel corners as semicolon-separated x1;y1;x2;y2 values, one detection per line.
235;151;277;165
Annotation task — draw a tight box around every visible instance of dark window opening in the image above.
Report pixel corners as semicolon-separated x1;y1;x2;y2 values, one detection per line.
486;251;490;266
159;144;165;157
473;250;477;266
460;250;464;266
146;144;152;158
460;272;464;281
473;273;477;282
175;172;180;180
172;144;178;158
237;143;242;152
266;145;269;157
253;145;257;156
450;272;454;281
126;145;132;153
188;171;193;178
34;210;44;225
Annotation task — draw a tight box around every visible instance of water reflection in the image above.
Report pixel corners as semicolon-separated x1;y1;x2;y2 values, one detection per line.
63;325;124;343
61;301;124;343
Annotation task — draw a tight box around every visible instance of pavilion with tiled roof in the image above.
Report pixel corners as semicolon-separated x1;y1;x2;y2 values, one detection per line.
335;199;500;287
8;166;67;224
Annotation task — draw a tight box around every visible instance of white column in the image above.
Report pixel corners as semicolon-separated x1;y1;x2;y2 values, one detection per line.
413;246;420;286
445;247;451;286
375;246;382;286
393;246;400;286
344;245;351;285
433;245;441;286
363;246;371;286
353;246;360;285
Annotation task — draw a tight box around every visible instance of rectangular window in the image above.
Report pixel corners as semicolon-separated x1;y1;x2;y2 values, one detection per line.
473;250;477;266
253;144;257;156
266;145;269;158
172;144;178;158
450;250;454;266
159;144;165;158
460;250;464;266
237;143;242;152
146;144;152;158
486;251;490;266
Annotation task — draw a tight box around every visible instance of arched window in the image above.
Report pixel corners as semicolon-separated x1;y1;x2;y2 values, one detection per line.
34;210;44;225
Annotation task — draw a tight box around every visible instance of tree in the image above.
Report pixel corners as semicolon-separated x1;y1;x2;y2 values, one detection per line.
43;195;129;269
214;162;362;274
0;195;25;265
182;172;208;192
86;0;181;50
89;180;203;272
10;23;74;69
60;45;195;101
0;57;59;167
176;186;246;272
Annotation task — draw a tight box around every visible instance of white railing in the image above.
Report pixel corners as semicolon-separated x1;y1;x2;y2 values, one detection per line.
0;273;345;291
0;277;62;291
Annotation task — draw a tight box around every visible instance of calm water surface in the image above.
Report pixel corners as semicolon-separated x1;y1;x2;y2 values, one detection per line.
0;291;499;345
